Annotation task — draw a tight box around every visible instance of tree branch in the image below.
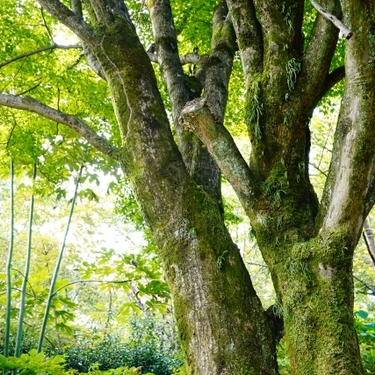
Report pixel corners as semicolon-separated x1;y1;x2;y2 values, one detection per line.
181;3;237;207
179;98;258;214
16;82;42;96
323;66;345;94
70;0;105;79
253;0;304;71
40;7;54;41
37;0;95;46
52;278;134;296
0;44;82;69
147;0;218;203
203;2;236;123
300;0;342;109
147;0;190;125
0;94;120;160
309;0;352;39
353;275;375;295
226;0;263;80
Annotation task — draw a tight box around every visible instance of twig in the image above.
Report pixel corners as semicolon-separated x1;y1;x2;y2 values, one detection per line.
52;278;134;296
353;275;375;295
16;82;42;96
310;0;353;39
0;44;82;69
40;7;54;41
6;115;17;150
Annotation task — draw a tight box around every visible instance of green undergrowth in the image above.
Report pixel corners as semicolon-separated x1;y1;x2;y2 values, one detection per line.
0;351;152;375
0;315;183;375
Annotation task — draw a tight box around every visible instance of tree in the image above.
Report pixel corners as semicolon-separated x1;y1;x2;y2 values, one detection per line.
0;0;374;374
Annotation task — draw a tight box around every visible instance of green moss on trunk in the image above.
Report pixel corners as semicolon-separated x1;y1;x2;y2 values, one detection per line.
257;234;365;375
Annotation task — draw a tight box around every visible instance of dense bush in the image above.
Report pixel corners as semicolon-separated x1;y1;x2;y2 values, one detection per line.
0;351;154;375
355;310;375;374
54;315;183;375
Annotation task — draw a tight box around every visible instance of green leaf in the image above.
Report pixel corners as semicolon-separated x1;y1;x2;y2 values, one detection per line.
356;310;369;320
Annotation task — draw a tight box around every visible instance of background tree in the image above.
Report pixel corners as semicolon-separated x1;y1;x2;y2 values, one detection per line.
1;0;375;374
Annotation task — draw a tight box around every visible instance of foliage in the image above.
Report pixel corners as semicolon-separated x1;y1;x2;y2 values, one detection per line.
355;310;375;374
81;363;153;375
0;165;173;366
0;349;71;375
0;314;182;374
52;314;182;375
0;351;154;375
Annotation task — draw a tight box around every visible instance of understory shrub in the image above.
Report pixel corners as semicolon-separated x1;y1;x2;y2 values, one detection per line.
55;315;183;375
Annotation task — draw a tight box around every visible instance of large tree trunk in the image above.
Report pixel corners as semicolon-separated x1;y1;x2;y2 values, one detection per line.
39;1;277;373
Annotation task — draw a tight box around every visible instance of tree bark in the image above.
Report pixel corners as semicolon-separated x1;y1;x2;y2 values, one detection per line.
33;0;279;373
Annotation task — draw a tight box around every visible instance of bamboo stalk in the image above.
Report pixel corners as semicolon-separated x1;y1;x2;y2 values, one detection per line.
4;160;15;360
37;163;84;352
14;162;37;357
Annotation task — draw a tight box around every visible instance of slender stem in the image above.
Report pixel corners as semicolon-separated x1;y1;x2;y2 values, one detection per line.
4;160;15;359
37;163;84;352
353;275;375;295
52;278;133;295
15;162;37;357
309;0;353;39
0;44;82;69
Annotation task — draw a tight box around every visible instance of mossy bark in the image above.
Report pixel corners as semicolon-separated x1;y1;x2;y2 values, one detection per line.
256;234;364;375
